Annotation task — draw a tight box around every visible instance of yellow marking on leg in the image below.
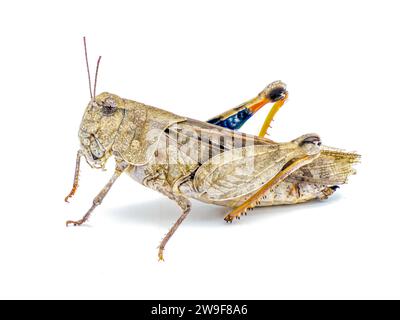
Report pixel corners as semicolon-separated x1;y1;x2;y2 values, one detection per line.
224;155;312;222
258;94;288;138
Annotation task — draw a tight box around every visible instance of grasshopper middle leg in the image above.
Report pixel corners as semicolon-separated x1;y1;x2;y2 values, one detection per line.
158;195;191;261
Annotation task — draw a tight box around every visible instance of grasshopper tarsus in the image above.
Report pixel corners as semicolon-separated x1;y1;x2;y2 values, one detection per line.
158;250;165;262
64;191;76;203
64;189;76;203
66;219;84;227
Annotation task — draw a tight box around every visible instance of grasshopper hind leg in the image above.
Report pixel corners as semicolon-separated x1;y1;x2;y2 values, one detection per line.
206;81;288;136
224;155;316;222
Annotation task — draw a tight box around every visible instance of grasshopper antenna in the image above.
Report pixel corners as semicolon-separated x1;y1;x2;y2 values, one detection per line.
93;55;102;97
83;36;93;99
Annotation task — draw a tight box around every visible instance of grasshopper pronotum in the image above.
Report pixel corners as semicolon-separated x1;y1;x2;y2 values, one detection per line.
65;38;360;260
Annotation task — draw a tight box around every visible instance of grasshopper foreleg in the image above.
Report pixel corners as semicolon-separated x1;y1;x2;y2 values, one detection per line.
66;161;129;226
158;195;191;261
64;150;82;202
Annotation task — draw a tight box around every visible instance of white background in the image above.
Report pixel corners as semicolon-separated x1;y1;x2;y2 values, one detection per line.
0;0;399;299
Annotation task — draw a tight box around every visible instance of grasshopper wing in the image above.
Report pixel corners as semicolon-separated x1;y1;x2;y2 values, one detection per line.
194;143;304;201
289;147;361;185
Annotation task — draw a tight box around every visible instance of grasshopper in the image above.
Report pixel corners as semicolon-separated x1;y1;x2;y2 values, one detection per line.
65;38;360;260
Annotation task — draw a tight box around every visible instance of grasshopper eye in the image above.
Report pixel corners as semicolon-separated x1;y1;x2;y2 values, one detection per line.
101;98;117;115
300;134;321;146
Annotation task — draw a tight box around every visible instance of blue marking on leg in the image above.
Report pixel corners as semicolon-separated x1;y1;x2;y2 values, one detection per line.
207;108;253;130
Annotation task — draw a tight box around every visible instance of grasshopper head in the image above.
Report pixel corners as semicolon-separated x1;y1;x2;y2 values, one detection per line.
294;133;322;157
78;92;125;168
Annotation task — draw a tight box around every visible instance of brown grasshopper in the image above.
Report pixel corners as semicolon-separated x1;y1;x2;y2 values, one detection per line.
65;38;360;260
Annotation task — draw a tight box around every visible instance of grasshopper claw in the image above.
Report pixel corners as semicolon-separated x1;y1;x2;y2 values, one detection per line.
64;193;75;203
158;249;165;262
64;185;78;203
224;215;233;223
224;209;245;222
64;188;77;203
66;219;85;227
